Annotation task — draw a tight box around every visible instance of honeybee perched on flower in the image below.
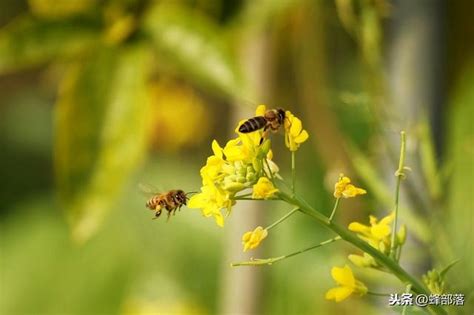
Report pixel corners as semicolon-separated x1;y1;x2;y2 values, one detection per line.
139;184;191;220
238;107;286;144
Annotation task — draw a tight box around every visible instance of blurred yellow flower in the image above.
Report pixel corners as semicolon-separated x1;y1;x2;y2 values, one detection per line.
148;80;211;152
333;174;367;198
242;226;268;251
325;265;367;302
122;298;206;315
103;14;136;45
284;110;309;151
28;0;95;18
252;177;278;199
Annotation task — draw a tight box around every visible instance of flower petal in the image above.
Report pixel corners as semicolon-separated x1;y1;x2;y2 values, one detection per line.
211;140;223;158
289;116;303;136
256;104;266;116
348;222;370;234
331;265;355;287
188;193;206;208
379;211;395;226
294;129;309;143
371;224;391;240
325;286;354;302
214;212;224;227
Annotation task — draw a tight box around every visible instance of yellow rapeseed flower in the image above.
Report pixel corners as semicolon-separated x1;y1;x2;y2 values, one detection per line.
252;177;278;199
284;110;309;151
188;182;233;227
199;140;225;185
242;226;268;251
349;212;395;242
347;212;406;268
333;174;367;198
325;265;367;302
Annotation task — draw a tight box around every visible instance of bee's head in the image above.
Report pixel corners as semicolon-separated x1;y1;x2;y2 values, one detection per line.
276;108;286;124
182;190;198;203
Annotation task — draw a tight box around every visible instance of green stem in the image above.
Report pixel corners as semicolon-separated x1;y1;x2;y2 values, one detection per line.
329;198;341;222
277;191;446;315
264;158;274;182
291;151;296;194
396;244;402;262
390;131;406;258
266;207;299;230
231;236;341;267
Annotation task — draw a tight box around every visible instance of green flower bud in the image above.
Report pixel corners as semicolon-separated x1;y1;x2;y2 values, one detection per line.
252;158;262;173
225;174;238;182
236;175;247;183
348;253;377;268
422;269;444;294
246;165;254;175
223;182;246;192
237;165;246;177
246;172;257;183
397;224;407;245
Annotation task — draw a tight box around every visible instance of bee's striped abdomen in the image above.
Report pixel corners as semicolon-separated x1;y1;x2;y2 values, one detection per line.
239;116;267;133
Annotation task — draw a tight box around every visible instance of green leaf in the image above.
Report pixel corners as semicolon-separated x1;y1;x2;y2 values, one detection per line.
418;117;441;200
142;3;244;97
55;44;151;242
439;259;460;279
0;15;101;74
445;64;474;289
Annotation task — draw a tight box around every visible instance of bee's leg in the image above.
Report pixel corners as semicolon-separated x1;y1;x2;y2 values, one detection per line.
259;125;270;145
152;209;161;220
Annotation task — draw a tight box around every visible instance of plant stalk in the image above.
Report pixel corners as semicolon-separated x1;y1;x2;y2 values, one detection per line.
278;191;446;315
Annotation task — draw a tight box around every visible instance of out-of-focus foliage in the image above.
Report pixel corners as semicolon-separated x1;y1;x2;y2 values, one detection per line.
445;63;474;293
143;3;244;98
55;45;152;242
147;79;211;152
28;0;97;19
0;16;101;73
0;0;246;241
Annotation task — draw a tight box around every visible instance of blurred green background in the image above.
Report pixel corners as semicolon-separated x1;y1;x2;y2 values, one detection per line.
0;0;473;314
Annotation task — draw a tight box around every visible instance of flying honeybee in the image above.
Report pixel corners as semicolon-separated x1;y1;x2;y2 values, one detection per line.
139;184;191;220
238;108;286;144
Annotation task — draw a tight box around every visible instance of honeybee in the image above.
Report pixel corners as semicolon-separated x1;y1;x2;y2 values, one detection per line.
139;184;191;220
238;108;286;143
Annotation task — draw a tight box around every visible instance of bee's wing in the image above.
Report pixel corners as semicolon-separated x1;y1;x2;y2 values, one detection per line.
138;182;160;196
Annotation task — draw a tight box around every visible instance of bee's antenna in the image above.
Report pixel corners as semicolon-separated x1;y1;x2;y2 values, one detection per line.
186;191;198;196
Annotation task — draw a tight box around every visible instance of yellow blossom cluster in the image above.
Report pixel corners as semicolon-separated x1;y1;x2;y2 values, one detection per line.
347;212;406;268
189;106;282;227
252;177;278;199
334;174;367;198
242;226;268;251
284;110;309;151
